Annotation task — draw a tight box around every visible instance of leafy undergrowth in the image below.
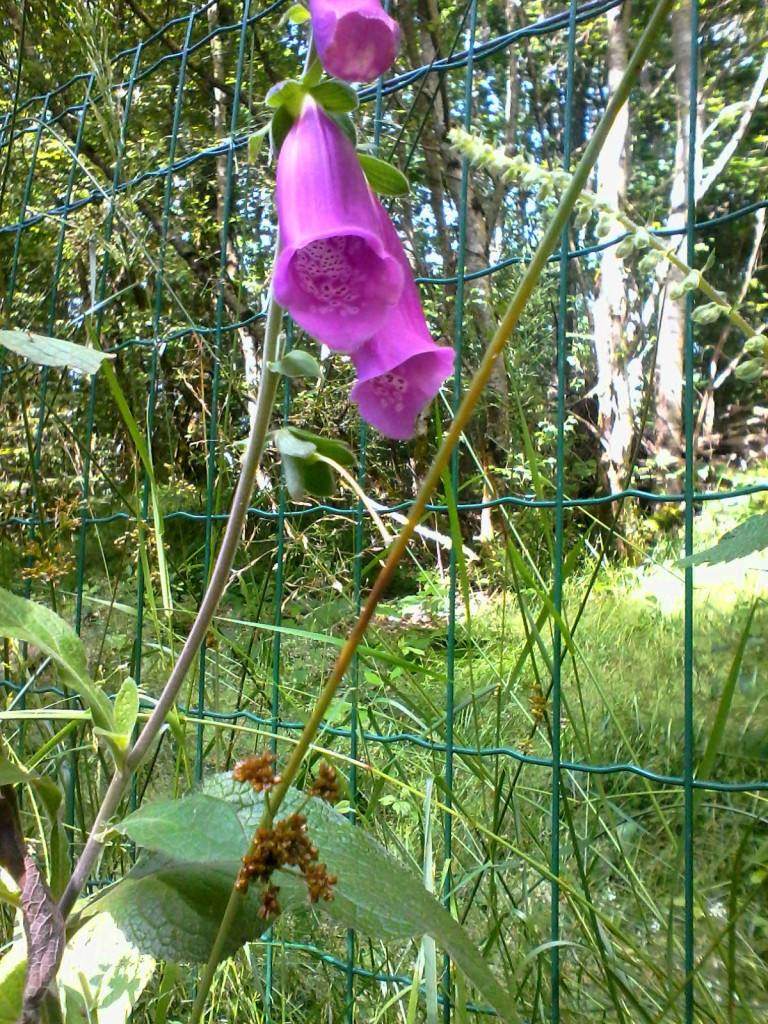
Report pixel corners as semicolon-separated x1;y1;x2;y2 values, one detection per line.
4;490;768;1023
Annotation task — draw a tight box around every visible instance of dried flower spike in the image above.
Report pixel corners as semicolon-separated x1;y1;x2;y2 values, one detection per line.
305;862;338;903
232;751;281;793
308;761;341;804
259;884;282;919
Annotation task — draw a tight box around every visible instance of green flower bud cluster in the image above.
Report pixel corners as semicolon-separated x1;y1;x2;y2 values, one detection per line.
449;126;766;382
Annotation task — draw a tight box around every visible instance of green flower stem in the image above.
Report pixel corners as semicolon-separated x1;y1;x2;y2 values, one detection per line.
191;1;676;1016
58;287;285;920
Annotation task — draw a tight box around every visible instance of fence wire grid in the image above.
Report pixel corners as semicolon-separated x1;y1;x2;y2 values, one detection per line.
1;1;768;1022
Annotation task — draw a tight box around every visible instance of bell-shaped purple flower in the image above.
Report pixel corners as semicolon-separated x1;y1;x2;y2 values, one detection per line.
350;205;454;439
309;0;400;83
274;97;403;352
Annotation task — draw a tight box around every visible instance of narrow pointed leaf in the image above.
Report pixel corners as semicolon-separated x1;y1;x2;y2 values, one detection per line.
0;330;112;376
269;350;322;378
357;153;410;196
0;589;114;733
310;80;358;113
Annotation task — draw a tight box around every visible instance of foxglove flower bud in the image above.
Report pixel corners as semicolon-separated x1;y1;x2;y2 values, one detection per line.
350;204;454;439
309;0;400;83
274;97;403;352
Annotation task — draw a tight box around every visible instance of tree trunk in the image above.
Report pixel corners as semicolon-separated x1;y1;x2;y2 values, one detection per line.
207;3;261;424
592;5;633;495
653;0;703;477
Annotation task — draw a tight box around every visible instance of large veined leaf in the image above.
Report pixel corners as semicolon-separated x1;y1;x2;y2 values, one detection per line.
56;913;155;1024
0;945;26;1024
0;588;114;733
0;330;111;375
95;779;518;1021
678;512;768;566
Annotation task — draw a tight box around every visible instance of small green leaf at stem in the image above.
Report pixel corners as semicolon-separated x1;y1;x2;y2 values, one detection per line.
310;80;358;113
357;153;410;196
248;125;270;163
114;678;140;737
269;350;322;378
265;79;306;118
285;427;355;468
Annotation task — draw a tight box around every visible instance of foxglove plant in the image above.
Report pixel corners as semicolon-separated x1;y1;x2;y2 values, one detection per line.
0;1;674;1021
309;0;400;83
351;203;454;438
273;96;403;352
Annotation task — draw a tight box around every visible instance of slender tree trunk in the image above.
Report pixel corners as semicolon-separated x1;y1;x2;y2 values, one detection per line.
653;0;703;476
207;3;260;424
397;0;511;533
593;5;633;495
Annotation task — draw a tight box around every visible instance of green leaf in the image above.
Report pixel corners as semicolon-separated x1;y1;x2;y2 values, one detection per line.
328;112;357;147
281;453;337;500
310;80;358;113
113;678;139;737
265;79;306;118
92;855;270;963
99;780;518;1019
0;330;112;376
0;755;31;786
283;2;310;23
0;588;114;733
285;427;356;468
269;105;296;154
275;428;317;460
55;913;155;1024
678;512;768;567
357;153;410;197
99;778;518;1019
114;793;247;863
301;55;323;88
208;777;519;1020
248;125;270;163
269;350;322;379
275;428;356;500
0;945;26;1024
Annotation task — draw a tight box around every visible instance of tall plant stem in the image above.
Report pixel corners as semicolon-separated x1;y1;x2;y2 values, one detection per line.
58;289;285;920
191;0;676;1016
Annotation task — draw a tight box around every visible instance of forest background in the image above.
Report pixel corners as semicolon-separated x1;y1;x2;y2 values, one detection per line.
1;1;768;1022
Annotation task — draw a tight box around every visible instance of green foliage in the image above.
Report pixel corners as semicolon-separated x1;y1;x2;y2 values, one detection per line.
95;778;517;1020
275;427;355;500
0;331;112;376
679;511;768;566
357;153;411;196
0;588;115;734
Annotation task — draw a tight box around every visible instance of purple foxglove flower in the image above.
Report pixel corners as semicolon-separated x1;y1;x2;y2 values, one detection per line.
309;0;400;83
274;97;403;352
350;205;454;439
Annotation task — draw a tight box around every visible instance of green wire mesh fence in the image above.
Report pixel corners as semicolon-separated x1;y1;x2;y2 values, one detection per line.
2;0;768;1021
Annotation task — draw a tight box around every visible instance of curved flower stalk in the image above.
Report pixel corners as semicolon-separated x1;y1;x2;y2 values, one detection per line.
309;0;400;83
351;203;454;439
274;97;403;352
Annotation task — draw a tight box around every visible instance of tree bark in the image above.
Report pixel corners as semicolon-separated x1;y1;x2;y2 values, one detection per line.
592;5;633;495
653;0;703;477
